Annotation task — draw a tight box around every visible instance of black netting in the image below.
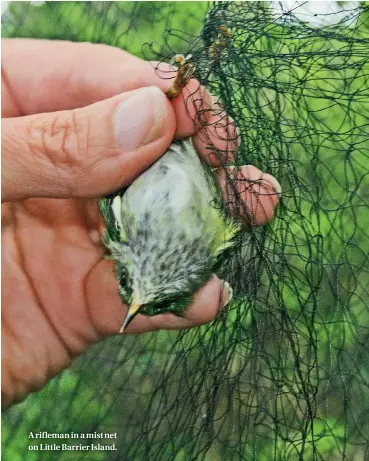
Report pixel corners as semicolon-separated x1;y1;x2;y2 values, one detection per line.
2;2;369;460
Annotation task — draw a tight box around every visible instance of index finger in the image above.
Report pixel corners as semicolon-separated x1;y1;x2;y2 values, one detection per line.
2;39;212;139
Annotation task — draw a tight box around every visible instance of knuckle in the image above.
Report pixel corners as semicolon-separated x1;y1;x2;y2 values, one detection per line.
26;111;91;193
30;111;87;168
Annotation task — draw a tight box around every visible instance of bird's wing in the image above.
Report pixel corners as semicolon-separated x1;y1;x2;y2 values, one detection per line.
98;196;123;244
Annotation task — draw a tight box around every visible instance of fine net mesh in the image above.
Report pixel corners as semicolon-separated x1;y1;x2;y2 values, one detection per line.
2;2;369;460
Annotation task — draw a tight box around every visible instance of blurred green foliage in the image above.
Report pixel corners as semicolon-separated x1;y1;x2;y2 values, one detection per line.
2;1;208;58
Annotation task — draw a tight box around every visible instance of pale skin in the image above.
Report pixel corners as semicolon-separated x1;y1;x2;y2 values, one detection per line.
1;39;281;408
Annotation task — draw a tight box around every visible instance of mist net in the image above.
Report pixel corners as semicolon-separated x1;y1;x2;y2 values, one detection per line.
2;2;369;460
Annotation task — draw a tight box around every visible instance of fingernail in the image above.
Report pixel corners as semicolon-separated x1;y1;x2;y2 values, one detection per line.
203;89;214;111
235;124;241;140
264;174;282;195
225;166;241;180
115;86;165;151
221;280;233;307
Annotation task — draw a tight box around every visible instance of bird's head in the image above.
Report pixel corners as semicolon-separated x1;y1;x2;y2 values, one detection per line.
114;228;213;333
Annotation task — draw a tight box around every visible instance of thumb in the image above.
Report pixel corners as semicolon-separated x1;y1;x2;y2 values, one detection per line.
2;86;174;202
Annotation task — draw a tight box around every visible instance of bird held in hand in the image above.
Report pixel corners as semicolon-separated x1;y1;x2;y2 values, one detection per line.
99;140;239;332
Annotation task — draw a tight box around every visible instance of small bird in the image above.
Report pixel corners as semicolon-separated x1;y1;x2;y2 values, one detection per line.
99;140;240;333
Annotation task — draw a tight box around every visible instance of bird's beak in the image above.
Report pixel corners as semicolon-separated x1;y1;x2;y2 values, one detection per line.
119;301;141;333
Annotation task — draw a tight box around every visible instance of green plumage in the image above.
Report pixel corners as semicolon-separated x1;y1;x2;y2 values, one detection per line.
99;140;239;324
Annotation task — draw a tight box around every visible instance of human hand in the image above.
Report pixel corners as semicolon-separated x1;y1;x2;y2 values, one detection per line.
1;39;281;407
